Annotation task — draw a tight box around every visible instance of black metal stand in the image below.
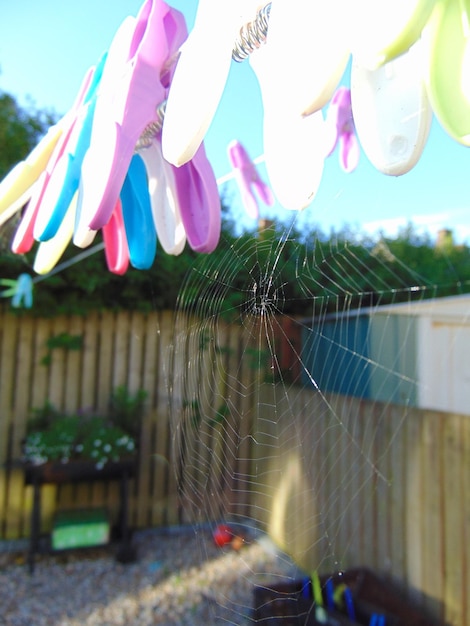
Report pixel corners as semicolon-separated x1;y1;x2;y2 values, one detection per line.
24;459;136;573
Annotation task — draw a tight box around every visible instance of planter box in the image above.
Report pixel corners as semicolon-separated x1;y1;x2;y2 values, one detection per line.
253;569;444;625
24;458;137;485
253;579;356;625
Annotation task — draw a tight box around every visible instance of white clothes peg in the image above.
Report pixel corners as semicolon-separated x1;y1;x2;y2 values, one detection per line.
351;42;432;176
74;15;137;238
250;43;326;210
264;0;350;116
139;142;186;255
162;0;264;166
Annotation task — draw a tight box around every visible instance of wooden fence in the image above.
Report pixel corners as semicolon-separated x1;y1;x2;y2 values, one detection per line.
0;309;469;625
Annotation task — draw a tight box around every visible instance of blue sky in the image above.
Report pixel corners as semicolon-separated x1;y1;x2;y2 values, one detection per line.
1;0;470;242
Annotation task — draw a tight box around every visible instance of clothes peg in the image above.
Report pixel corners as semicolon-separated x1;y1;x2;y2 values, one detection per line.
0;274;33;308
10;66;95;254
171;141;221;253
139;141;186;255
263;0;350;116
11;118;78;254
324;87;360;173
11;120;78;254
227;140;274;219
351;42;432;175
162;0;263;166
0;68;93;225
33;195;77;275
352;0;436;69
250;43;326;210
77;0;187;233
33;53;107;242
140;116;220;254
102;199;130;275
120;154;157;270
424;0;470;146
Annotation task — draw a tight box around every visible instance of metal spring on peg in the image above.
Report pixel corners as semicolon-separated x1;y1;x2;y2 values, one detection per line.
136;99;167;150
232;3;272;62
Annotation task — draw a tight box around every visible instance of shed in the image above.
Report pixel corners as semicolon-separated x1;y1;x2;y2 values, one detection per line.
300;293;470;415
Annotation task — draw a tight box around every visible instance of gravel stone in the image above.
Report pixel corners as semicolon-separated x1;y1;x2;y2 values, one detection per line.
0;526;302;625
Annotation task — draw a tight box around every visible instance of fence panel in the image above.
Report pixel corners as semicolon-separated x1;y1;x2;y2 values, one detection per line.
0;308;469;624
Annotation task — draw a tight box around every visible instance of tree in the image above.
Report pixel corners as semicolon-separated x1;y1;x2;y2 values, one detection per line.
0;91;57;179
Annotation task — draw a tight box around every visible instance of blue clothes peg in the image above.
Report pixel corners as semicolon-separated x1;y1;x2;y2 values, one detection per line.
0;274;34;308
34;53;107;242
120;154;156;270
343;587;356;622
325;578;335;611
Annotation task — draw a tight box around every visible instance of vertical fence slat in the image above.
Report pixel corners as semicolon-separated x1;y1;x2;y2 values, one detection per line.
135;313;158;528
442;414;466;626
95;311;115;411
0;312;18;537
63;315;84;413
421;412;445;621
404;408;424;602
153;311;176;526
463;417;470;626
6;315;35;539
389;404;406;582
30;317;52;409
47;316;68;410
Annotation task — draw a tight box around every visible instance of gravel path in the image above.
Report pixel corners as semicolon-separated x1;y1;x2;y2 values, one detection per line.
0;526;302;625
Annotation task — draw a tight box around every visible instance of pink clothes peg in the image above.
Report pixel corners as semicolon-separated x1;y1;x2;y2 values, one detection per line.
33;54;107;242
324;87;360;173
0;66;93;226
77;0;187;233
11;120;78;254
227;140;274;219
10;67;95;254
102;200;130;275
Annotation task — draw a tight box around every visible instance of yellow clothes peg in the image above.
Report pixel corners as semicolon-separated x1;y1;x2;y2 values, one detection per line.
0;66;93;224
33;194;77;275
352;0;436;68
0;123;64;222
424;0;470;146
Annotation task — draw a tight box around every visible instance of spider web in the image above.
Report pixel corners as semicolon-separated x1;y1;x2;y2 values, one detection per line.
168;217;461;624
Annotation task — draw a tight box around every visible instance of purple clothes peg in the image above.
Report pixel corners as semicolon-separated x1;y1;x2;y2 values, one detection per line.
325;86;360;173
77;0;187;233
227;140;274;219
172;141;221;253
